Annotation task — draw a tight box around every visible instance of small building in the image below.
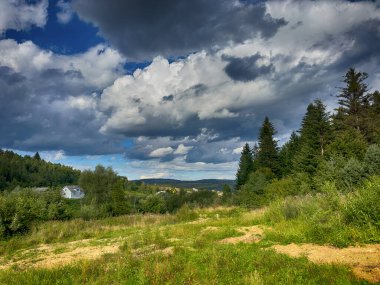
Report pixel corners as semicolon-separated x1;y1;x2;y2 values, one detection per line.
61;185;85;199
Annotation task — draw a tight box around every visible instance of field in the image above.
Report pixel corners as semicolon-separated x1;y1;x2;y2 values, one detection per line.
0;197;379;285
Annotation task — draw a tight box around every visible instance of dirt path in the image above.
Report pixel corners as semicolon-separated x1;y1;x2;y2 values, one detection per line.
219;226;266;244
272;243;380;283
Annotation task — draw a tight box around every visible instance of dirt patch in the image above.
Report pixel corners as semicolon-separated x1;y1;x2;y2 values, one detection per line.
272;243;380;283
219;226;265;244
0;237;125;270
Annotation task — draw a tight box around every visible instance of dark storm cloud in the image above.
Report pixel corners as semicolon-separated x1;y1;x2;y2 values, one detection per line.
330;19;380;72
0;65;123;155
73;0;287;59
223;53;274;82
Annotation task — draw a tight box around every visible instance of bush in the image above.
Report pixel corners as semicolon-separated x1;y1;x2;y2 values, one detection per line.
344;176;380;228
337;158;366;191
139;195;167;214
77;204;109;220
363;144;380;176
0;190;49;238
264;174;310;201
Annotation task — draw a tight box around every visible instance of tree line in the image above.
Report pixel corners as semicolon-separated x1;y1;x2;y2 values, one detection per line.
234;68;380;207
0;150;80;191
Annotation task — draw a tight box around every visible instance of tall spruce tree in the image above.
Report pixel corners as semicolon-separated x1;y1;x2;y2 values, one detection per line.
235;143;253;190
257;117;280;175
293;99;332;175
337;68;369;132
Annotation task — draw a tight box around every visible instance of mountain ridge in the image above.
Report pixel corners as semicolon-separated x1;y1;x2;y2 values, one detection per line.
132;178;234;190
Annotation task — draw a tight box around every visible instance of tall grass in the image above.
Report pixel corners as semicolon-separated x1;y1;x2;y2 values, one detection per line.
259;178;380;247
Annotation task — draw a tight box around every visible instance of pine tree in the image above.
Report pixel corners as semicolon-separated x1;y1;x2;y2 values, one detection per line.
257;117;280;175
293;99;332;175
235;143;253;190
33;152;41;160
337;68;369;132
279;131;300;175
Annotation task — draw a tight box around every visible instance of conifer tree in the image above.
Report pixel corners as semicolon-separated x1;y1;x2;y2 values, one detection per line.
33;152;41;160
235;143;253;190
257;117;280;175
279;131;300;175
337;68;369;132
293;99;332;175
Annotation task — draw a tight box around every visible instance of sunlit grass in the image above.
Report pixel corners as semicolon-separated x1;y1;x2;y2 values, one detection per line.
0;200;376;284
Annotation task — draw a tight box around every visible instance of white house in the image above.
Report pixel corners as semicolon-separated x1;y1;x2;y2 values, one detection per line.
61;185;85;199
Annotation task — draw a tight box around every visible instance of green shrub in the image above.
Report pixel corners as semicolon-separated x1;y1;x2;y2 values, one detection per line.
175;204;198;222
77;204;109;220
344;176;380;228
363;144;380;176
337;158;366;191
139;195;167;214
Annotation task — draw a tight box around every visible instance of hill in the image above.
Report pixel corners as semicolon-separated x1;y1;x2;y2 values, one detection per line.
0;149;80;190
133;178;234;190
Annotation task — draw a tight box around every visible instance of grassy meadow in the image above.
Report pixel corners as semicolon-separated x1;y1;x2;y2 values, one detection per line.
0;183;379;285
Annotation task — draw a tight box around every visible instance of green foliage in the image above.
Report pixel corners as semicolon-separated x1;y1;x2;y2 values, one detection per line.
221;184;232;204
363;144;380;176
0;150;80;191
344;177;380;229
262;184;379;246
0;189;70;238
279;131;300;175
139;195;167;214
235;143;253;190
292;99;332;175
237;168;275;208
337;158;366;191
256;117;280;175
78;165;131;217
264;176;306;200
327;127;368;160
337;68;369;131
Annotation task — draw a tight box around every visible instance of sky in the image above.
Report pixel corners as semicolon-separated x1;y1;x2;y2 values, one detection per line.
1;0;379;180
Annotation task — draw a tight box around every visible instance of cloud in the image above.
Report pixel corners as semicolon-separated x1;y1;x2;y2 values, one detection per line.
1;0;379;177
0;0;48;34
150;147;174;158
173;144;193;155
95;0;379;165
73;0;287;60
223;53;274;82
56;0;74;24
0;39;126;155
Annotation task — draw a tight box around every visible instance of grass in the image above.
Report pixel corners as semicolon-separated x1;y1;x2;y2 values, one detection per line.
0;188;378;284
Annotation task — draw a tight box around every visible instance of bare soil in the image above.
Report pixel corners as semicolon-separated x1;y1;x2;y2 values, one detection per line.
272;243;380;283
0;237;125;270
218;226;266;244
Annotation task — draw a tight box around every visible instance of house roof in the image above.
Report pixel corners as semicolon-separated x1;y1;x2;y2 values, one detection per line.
63;185;83;191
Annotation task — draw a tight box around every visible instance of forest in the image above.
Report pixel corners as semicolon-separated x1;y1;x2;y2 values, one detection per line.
233;68;380;207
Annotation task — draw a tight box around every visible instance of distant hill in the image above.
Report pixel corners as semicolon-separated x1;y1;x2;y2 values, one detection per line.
133;179;235;191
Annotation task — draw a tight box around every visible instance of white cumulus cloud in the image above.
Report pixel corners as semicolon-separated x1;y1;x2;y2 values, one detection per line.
0;0;48;34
